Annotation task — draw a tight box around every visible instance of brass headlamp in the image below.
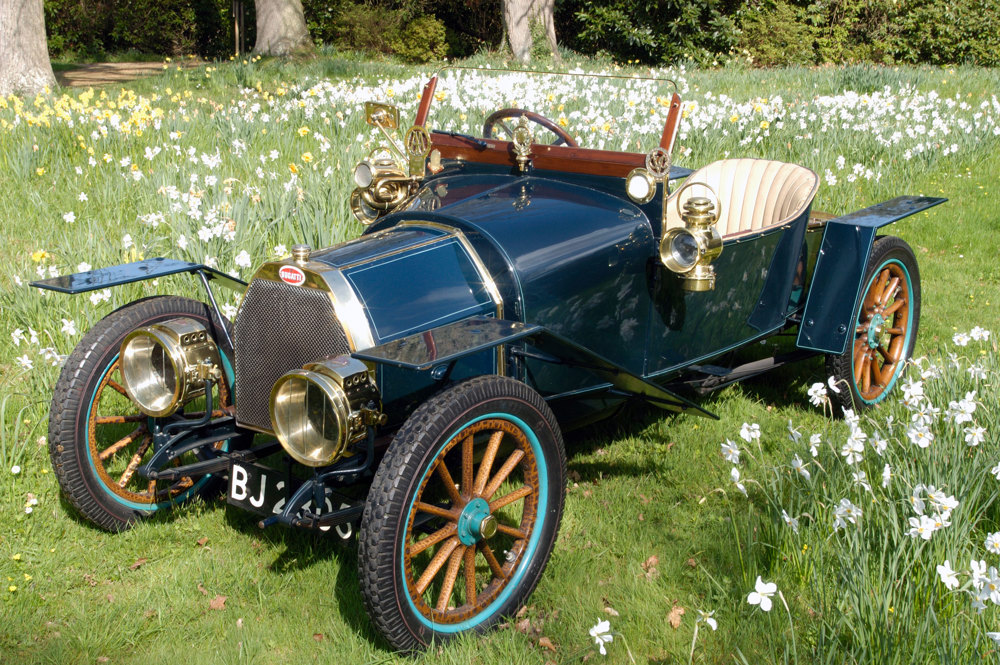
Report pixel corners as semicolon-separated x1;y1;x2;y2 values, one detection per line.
269;356;386;467
119;318;223;417
660;183;723;292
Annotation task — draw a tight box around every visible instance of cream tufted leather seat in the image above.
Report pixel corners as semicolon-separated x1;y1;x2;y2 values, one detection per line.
664;159;819;238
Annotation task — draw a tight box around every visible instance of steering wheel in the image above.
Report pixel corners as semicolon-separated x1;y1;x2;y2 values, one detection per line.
482;108;578;148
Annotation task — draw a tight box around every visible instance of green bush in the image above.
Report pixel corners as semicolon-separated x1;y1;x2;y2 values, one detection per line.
886;0;1000;66
391;15;448;62
332;3;405;55
44;0;113;58
301;1;450;62
738;0;816;67
111;0;197;55
557;0;740;65
44;0;245;59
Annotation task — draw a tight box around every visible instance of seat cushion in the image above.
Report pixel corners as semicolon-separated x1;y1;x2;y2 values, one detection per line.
664;159;819;238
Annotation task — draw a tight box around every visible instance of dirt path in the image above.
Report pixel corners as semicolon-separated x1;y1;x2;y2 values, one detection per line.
55;61;202;88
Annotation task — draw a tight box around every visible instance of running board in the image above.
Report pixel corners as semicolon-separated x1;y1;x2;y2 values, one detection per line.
354;317;717;419
671;349;819;395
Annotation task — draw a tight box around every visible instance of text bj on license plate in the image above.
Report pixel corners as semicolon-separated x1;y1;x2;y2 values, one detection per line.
227;461;298;516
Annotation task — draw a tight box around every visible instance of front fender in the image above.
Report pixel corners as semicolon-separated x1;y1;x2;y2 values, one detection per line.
29;257;246;295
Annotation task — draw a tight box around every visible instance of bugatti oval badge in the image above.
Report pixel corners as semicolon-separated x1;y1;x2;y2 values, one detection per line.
278;265;306;286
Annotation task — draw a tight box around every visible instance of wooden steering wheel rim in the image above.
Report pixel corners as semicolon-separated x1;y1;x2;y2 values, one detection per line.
482;108;578;148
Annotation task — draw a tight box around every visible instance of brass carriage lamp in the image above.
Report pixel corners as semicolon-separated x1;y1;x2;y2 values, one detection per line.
660;192;723;292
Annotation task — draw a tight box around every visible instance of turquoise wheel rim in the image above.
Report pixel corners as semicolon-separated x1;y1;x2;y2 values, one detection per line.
853;258;914;405
401;413;549;632
83;353;229;511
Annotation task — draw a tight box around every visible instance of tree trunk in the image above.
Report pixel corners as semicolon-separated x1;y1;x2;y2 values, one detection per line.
0;0;56;96
502;0;558;64
254;0;312;56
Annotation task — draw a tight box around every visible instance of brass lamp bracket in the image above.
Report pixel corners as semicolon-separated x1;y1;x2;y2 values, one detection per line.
625;146;671;205
512;116;534;173
404;125;432;178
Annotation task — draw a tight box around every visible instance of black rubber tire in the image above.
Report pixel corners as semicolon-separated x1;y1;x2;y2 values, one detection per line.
358;375;566;651
826;236;921;412
48;296;232;532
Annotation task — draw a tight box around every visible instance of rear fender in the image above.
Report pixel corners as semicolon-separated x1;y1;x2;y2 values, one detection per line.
796;196;945;355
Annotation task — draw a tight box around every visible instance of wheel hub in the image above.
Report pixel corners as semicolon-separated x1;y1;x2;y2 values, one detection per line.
457;497;495;545
867;313;887;349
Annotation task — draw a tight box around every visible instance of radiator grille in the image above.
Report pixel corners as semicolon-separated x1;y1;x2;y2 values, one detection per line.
234;278;351;431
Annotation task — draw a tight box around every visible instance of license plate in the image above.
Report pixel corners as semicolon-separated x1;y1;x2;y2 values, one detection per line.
226;461;356;538
227;461;299;516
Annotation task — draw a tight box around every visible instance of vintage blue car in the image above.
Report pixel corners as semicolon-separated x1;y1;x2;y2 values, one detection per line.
33;68;943;650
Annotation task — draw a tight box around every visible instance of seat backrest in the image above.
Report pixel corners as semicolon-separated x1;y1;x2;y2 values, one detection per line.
664;159;819;238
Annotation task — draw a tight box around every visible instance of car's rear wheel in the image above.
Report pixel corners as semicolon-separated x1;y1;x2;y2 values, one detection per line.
826;236;920;411
358;376;566;651
49;296;233;532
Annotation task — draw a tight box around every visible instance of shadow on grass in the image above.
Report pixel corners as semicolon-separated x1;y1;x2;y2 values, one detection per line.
220;503;392;648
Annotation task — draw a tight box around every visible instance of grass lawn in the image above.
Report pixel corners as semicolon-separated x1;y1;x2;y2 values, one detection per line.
1;54;999;663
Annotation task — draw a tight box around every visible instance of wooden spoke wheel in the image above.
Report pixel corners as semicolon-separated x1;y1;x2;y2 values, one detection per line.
85;357;229;505
358;376;566;651
49;296;232;532
827;236;920;411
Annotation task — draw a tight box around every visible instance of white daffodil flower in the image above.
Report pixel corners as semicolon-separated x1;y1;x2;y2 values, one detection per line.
730;467;747;497
970;560;988;590
907;425;933;448
790;455;810;481
965;426;987;446
781;510;799;534
739;422;760;443
985;532;1000;555
696;609;717;630
833;498;861;531
840;435;864;465
747;576;777;612
807;382;827;407
970;326;991;341
936;561;960;589
809;433;821;457
589;619;613;656
721;439;740;464
907;515;936;541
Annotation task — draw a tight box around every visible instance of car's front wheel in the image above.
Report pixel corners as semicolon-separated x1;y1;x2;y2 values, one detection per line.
358;375;566;651
826;235;921;411
48;296;233;532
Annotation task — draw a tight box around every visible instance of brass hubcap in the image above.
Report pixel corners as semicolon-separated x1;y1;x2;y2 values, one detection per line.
478;514;498;539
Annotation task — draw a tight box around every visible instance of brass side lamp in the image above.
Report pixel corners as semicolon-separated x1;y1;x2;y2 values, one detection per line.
660;182;723;292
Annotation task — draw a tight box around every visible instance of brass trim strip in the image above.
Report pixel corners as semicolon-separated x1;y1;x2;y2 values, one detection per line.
321;268;377;350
